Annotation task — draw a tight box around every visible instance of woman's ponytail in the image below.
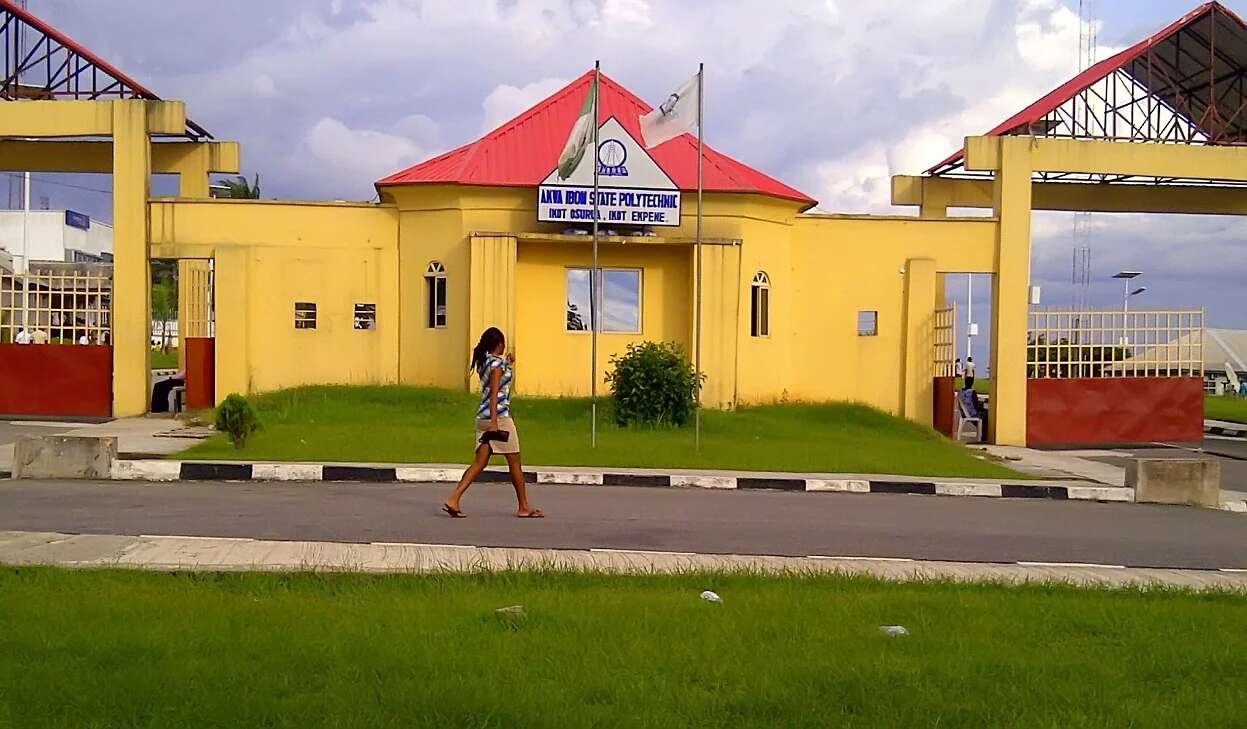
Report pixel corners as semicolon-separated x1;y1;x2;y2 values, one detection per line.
469;327;505;378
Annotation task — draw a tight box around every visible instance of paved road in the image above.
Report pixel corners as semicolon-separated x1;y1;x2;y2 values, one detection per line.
1;479;1244;569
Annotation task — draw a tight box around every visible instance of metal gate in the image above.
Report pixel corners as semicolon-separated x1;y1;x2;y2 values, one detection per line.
1026;307;1204;445
0;264;114;417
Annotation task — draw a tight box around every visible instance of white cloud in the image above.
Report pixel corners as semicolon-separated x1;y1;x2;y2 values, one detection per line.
480;78;570;132
292;115;438;199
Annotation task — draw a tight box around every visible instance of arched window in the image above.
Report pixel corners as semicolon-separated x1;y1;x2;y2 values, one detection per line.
425;261;447;329
750;271;770;338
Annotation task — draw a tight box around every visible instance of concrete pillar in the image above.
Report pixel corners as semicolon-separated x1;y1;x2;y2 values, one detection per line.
176;145;212;369
111;101;152;417
696;243;741;409
213;246;250;402
989;138;1034;445
468;234;517;388
901;257;937;425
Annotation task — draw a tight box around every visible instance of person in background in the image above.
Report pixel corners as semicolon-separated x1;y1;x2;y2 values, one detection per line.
32;328;48;345
442;327;543;519
964;356;977;390
954;358;964;384
150;369;185;413
14;328;31;345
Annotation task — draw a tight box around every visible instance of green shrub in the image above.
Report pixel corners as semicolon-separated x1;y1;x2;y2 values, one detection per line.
605;341;702;427
215;393;260;449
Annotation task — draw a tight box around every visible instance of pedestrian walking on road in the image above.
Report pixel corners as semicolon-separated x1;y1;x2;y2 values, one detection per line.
964;356;977;389
443;327;544;519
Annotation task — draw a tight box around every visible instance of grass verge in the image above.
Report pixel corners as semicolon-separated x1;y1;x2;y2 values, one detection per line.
151;348;179;370
1;567;1244;728
1206;394;1247;424
177;385;1018;479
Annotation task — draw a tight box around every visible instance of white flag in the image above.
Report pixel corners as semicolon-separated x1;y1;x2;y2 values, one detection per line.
640;72;700;149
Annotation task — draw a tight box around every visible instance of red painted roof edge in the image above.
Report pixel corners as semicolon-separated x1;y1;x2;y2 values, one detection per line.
377;69;817;209
928;1;1239;173
0;0;210;138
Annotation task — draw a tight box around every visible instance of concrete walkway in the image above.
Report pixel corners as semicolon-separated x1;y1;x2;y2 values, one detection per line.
3;530;1244;590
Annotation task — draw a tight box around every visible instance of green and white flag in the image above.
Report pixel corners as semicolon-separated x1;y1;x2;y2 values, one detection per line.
640;71;700;149
557;76;598;180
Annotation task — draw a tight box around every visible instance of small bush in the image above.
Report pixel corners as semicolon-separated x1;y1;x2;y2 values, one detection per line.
215;393;260;449
605;341;702;427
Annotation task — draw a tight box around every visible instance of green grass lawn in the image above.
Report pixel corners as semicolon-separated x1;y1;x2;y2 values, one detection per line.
178;385;1017;478
1;567;1244;728
150;348;179;370
1206;394;1247;424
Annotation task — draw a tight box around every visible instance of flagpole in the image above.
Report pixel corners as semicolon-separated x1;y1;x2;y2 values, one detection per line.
591;60;601;449
694;63;704;452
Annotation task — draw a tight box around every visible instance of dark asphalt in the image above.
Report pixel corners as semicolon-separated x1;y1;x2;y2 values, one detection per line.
1;479;1245;570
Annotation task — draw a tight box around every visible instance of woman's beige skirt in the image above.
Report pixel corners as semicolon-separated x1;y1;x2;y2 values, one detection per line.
475;416;520;454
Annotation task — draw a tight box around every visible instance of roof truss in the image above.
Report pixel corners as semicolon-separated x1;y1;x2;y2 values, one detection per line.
930;2;1247;184
0;0;209;139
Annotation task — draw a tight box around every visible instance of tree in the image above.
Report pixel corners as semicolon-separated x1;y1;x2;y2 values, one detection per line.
151;261;178;353
221;173;261;199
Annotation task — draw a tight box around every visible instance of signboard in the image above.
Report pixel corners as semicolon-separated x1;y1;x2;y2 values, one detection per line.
65;210;90;230
538;117;682;227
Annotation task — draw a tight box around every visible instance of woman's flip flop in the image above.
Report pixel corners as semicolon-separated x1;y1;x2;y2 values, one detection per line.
442;504;466;518
516;509;545;518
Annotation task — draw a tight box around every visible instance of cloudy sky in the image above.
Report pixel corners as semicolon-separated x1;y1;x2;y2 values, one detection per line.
8;0;1247;366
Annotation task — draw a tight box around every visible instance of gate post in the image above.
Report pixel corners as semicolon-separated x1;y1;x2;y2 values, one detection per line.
988;138;1034;446
111;100;153;417
901;257;937;425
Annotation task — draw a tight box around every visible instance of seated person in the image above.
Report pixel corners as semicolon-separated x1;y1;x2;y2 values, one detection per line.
958;387;988;436
150;369;186;413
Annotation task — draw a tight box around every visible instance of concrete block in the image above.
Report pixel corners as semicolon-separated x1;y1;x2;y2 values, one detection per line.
253;463;323;481
670;475;736;489
805;479;870;493
1127;458;1220;508
12;435;117;480
935;483;1003;498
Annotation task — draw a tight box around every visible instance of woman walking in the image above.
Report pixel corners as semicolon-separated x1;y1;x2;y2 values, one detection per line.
443;327;544;519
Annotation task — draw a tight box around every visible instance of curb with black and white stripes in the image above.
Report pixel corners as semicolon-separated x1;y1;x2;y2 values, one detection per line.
106;459;1152;504
1206;423;1247;438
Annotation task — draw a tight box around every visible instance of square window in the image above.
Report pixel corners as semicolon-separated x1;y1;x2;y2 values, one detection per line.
857;310;878;337
294;302;317;330
353;303;376;330
565;268;641;333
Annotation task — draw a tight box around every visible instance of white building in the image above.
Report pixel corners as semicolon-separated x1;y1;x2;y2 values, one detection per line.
0;209;113;272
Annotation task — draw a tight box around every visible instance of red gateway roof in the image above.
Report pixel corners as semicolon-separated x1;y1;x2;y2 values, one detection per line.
377;71;816;209
929;1;1247;174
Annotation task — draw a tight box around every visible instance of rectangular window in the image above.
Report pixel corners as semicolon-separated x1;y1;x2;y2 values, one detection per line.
353;303;376;331
751;287;770;337
294;302;317;330
426;276;447;328
565;268;642;333
857;310;878;337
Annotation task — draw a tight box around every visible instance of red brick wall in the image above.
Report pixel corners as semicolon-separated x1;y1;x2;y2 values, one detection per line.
184;337;215;410
0;344;112;417
1027;376;1204;446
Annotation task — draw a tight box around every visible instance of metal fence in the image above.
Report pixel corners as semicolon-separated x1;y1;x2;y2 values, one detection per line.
0;267;112;345
933;305;956;377
1027;308;1204;379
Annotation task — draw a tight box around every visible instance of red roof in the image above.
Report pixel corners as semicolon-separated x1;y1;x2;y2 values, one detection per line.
377;71;816;209
929;1;1247;173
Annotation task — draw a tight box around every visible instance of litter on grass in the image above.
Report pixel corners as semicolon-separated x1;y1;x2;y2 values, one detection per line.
495;605;526;615
878;625;909;636
700;590;723;604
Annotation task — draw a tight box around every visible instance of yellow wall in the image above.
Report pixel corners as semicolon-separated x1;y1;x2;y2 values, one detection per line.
148;184;1001;425
787;214;996;414
513;239;692;397
149;198;399;401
